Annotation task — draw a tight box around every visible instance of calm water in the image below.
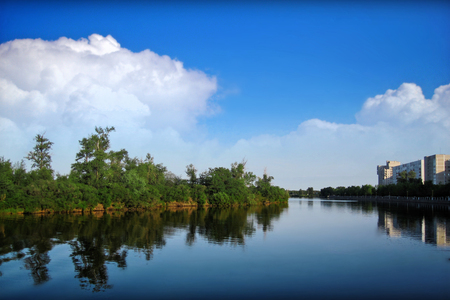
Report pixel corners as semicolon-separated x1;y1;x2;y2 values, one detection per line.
1;199;449;300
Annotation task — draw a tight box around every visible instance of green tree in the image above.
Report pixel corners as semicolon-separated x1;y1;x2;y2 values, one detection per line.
407;170;416;179
186;164;197;187
232;160;256;187
107;148;128;183
0;157;14;203
243;171;256;187
397;171;408;183
320;187;334;197
361;184;373;196
71;126;115;187
129;153;167;186
347;185;361;196
255;171;278;201
12;160;28;187
25;133;54;171
256;171;273;187
231;161;245;179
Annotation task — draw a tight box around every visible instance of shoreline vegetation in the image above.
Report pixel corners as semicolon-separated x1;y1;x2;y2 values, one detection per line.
289;172;450;202
0;126;289;215
325;195;450;206
318;179;450;199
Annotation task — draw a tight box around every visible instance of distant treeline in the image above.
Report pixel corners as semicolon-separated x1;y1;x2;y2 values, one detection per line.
320;178;450;198
0;127;289;214
288;187;319;198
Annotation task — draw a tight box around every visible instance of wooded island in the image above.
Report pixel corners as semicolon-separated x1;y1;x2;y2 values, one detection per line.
0;127;289;214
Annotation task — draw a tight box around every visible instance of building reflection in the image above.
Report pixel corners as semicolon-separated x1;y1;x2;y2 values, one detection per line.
377;205;450;247
301;199;450;248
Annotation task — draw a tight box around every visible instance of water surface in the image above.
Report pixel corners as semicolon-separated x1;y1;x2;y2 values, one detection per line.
1;199;449;299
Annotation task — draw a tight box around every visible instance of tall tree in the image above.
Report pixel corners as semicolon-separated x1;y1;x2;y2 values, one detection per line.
256;169;273;187
186;164;197;186
231;160;256;187
0;157;14;201
25;133;53;171
231;161;245;179
107;148;128;183
72;126;115;186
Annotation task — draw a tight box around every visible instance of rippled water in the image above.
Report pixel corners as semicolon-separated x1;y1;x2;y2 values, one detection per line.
0;199;449;300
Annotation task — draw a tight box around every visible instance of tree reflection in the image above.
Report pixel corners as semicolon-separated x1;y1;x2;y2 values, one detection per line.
0;205;287;291
23;249;51;285
69;237;114;292
197;207;256;245
254;204;287;232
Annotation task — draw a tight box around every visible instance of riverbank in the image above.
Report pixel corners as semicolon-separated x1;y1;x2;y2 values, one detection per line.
0;200;287;215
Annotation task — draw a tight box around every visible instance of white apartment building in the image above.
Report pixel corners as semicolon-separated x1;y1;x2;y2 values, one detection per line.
378;154;450;185
424;154;450;185
377;161;400;186
392;159;424;184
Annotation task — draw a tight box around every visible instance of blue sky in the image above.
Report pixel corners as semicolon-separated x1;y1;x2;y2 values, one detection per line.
1;1;449;189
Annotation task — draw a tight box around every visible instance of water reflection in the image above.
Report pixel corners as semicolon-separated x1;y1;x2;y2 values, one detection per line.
377;204;450;247
23;249;51;285
1;201;449;294
300;199;450;247
0;204;287;291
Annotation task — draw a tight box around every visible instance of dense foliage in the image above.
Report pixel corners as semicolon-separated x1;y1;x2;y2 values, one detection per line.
0;127;289;213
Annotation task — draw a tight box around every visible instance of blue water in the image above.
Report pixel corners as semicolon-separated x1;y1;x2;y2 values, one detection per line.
0;199;449;300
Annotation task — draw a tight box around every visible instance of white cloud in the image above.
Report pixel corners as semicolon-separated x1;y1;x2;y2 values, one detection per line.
356;82;449;127
0;34;217;132
0;34;217;173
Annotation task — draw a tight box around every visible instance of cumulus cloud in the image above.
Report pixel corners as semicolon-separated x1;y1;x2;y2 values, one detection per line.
0;34;218;173
0;34;217;131
356;83;450;128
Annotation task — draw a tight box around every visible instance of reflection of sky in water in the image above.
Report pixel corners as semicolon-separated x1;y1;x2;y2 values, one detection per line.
1;201;449;299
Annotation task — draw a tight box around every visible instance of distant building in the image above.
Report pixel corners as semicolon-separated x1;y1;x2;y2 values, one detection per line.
392;159;424;184
378;154;450;186
424;154;450;185
377;161;400;186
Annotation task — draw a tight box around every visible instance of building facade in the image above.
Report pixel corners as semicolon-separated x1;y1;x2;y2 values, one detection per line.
378;154;450;186
392;159;424;184
377;161;400;186
424;154;450;185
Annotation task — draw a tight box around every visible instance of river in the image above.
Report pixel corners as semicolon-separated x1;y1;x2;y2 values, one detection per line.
0;199;449;299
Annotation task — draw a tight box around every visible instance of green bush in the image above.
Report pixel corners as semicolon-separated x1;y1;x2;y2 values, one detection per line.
210;192;231;205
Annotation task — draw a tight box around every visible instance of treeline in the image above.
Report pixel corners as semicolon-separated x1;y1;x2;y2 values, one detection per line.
288;187;318;198
0;127;289;213
320;179;450;198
